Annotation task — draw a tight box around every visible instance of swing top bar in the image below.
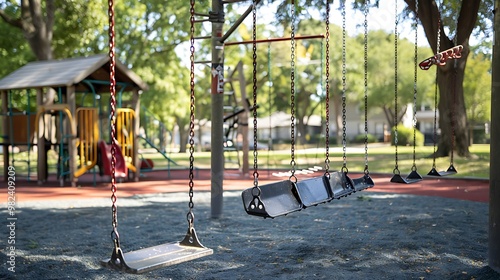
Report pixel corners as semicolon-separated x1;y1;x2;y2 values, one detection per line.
224;34;325;46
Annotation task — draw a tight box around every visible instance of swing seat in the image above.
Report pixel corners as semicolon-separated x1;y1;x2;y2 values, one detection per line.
241;180;303;218
295;175;332;207
427;164;458;176
352;173;375;192
391;170;423;184
101;228;213;274
327;171;355;199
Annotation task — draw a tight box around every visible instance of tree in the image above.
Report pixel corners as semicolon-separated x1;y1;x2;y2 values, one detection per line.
0;0;106;61
403;0;492;157
463;51;492;143
1;0;107;107
110;0;212;152
364;29;434;129
270;0;493;157
0;0;54;60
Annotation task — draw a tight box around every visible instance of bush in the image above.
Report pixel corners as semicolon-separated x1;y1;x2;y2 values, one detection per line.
352;133;378;144
391;125;424;146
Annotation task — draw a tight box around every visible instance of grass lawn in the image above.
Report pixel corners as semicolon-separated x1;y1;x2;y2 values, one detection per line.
144;144;490;179
1;144;490;179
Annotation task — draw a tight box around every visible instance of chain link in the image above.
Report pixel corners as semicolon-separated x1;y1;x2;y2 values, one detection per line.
324;0;330;175
450;70;456;166
393;0;399;174
108;0;120;246
252;0;260;191
431;12;442;169
363;1;369;174
341;2;347;173
412;0;419;171
450;1;457;167
289;0;297;182
187;0;196;227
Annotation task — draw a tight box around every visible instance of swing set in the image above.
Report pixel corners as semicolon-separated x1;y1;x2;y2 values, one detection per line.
101;0;212;273
98;0;469;274
390;0;423;184
241;0;374;218
418;0;462;177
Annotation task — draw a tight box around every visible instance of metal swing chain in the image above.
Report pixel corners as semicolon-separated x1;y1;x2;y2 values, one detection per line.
252;0;260;191
450;65;456;166
393;0;400;175
431;8;442;169
289;0;297;182
363;0;369;175
108;0;120;248
187;0;196;227
341;1;348;173
324;0;331;175
450;4;458;167
411;0;419;171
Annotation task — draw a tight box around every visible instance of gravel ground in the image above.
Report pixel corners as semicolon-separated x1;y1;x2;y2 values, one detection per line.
1;190;499;280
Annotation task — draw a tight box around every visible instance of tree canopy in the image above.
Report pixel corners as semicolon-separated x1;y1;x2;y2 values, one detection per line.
0;0;492;155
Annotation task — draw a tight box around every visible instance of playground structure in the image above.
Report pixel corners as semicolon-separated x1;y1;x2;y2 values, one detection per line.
0;55;147;186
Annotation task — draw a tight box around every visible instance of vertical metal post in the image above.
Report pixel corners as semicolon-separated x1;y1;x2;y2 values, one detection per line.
211;0;225;219
36;88;47;184
131;89;141;181
66;85;77;187
490;0;500;273
237;61;250;175
1;91;9;181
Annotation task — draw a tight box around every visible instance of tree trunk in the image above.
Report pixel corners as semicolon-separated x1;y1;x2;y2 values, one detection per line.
332;91;342;146
404;0;479;158
436;47;470;157
177;117;189;153
23;0;53;60
0;0;55;60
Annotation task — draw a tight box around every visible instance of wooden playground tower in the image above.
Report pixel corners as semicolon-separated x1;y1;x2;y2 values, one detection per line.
0;54;148;186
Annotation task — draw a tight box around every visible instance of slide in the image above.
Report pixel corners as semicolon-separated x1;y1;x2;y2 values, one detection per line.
98;140;128;178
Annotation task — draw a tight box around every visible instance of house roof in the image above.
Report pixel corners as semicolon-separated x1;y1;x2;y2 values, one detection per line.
0;54;148;93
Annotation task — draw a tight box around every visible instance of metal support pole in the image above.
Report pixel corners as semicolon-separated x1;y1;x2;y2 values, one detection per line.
211;0;225;219
219;0;261;43
131;89;141;182
489;0;500;273
66;86;77;187
36;88;47;184
1;91;8;181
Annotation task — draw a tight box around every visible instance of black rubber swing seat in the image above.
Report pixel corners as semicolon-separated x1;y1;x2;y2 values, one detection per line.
295;175;332;207
391;170;423;184
241;180;303;218
427;164;458;176
327;171;355;199
101;228;213;274
351;173;375;192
